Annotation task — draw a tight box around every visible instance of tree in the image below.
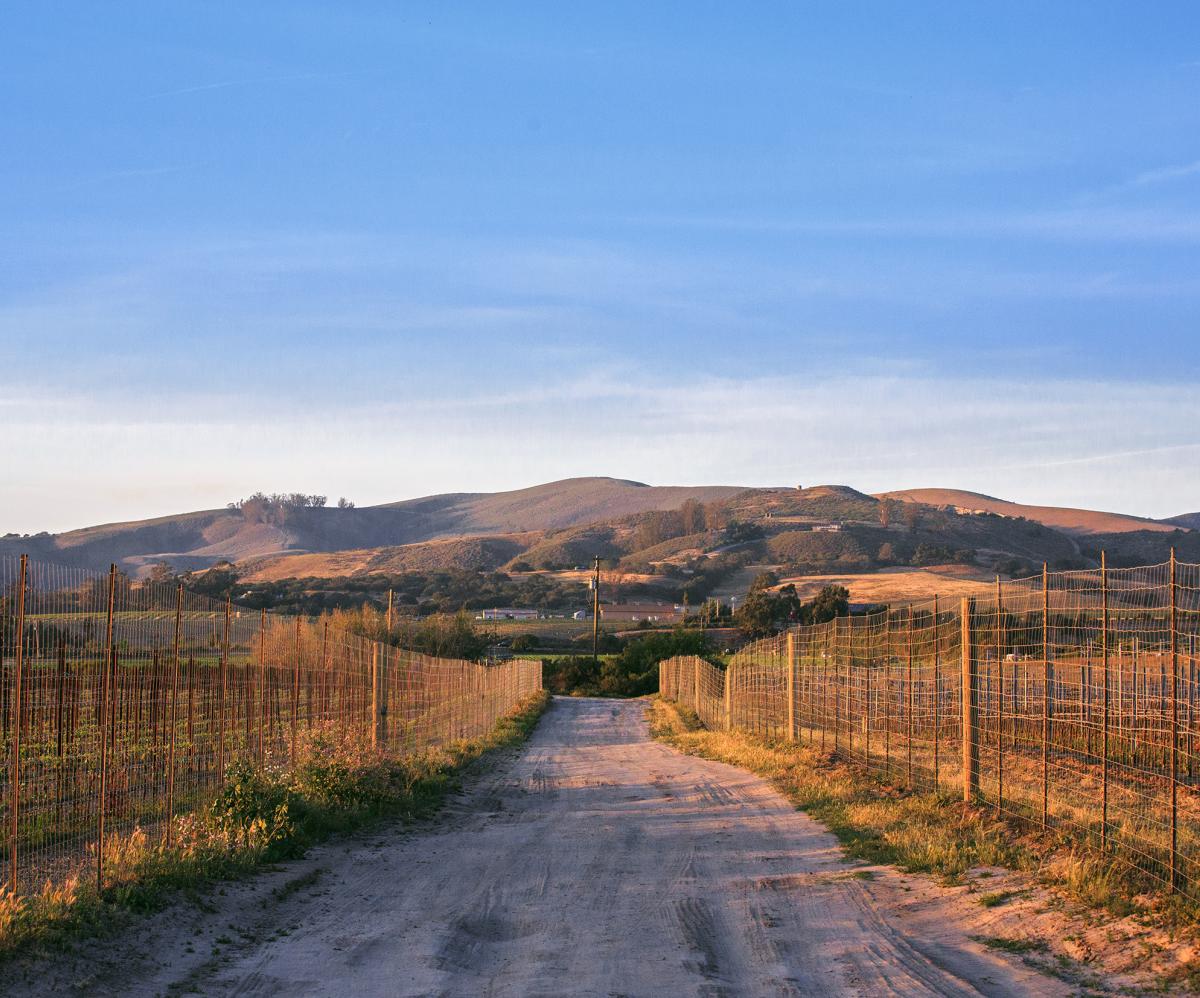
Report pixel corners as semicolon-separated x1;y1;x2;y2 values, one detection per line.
878;499;893;529
680;499;705;535
337;497;355;509
146;561;177;585
902;503;921;532
877;542;896;564
807;585;849;624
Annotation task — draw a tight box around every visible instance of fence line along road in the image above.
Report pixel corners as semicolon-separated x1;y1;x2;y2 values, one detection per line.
0;554;542;899
662;554;1200;900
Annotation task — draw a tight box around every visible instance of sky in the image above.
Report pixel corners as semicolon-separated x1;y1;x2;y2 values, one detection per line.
2;2;1199;533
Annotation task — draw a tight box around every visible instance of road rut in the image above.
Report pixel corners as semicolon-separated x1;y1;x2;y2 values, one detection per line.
194;696;1065;997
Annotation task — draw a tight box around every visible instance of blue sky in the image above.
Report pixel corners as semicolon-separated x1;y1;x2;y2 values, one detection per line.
3;2;1199;532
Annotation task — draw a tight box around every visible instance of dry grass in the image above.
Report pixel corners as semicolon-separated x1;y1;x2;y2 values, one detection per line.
649;697;1200;928
0;692;550;960
777;565;996;604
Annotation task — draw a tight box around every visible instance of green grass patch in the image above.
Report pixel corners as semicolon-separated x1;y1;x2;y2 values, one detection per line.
970;934;1048;955
0;692;549;960
978;890;1021;908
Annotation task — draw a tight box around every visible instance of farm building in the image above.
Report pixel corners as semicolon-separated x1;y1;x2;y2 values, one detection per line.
478;607;540;621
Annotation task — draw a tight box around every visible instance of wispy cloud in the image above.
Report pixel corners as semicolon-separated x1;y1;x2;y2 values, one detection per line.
1127;159;1200;188
4;371;1198;532
139;72;354;101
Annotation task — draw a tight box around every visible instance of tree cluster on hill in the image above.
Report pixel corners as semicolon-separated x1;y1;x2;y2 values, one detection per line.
226;492;328;526
733;573;850;638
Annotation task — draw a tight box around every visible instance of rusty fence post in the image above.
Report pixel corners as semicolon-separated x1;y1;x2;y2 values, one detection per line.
884;612;891;775
165;583;182;846
291;616;301;763
1171;548;1179;890
8;554;28;894
371;643;386;750
97;563;117;891
1102;552;1110;850
1042;563;1051;829
961;597;979;802
933;595;940;789
257;608;267;762
907;608;914;788
786;632;796;743
996;576;1004;815
724;663;733;731
217;597;230;782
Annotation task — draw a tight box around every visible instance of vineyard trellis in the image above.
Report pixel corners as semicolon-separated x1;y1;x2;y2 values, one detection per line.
661;554;1200;899
0;554;542;899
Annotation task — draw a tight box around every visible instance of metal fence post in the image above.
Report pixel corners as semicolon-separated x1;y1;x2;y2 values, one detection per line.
371;643;385;750
724;663;732;731
907;608;914;788
1042;563;1051;829
1102;552;1110;850
961;597;978;802
165;583;182;846
933;595;940;789
8;554;27;894
258;608;267;761
1170;548;1179;890
291;616;301;762
786;632;796;742
217;597;230;781
996;576;1004;815
97;563;117;890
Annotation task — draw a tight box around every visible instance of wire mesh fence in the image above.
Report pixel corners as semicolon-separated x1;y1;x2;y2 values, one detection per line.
661;554;1200;900
0;554;542;899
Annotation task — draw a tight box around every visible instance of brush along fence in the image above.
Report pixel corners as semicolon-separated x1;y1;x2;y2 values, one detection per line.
661;555;1200;899
0;554;542;898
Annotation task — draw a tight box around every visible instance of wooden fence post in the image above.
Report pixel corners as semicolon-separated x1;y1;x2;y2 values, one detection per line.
786;632;796;742
8;554;27;894
693;656;700;714
961;597;978;802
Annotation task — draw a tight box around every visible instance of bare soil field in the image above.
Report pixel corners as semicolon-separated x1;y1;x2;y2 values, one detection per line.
5;697;1155;997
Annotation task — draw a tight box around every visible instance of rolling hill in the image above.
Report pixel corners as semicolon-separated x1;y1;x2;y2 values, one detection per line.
3;478;1192;585
1;478;745;575
876;488;1177;536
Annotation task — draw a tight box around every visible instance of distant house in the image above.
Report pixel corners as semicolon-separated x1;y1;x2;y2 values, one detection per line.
478;608;540;621
600;603;686;623
811;524;843;533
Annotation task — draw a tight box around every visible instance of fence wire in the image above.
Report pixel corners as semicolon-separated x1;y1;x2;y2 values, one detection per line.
0;554;542;898
661;555;1200;899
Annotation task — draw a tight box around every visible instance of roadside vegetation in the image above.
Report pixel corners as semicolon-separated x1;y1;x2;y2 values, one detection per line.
0;692;549;960
648;697;1200;935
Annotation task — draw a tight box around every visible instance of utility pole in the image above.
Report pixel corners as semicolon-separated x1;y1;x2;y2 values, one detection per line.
591;556;601;666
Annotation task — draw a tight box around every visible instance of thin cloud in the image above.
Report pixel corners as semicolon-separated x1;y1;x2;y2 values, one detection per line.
139;72;354;101
1128;159;1200;188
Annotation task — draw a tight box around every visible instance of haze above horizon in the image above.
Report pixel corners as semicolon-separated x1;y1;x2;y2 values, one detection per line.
3;2;1199;533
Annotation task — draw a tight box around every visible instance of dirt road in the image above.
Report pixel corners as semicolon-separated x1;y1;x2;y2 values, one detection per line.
13;697;1072;996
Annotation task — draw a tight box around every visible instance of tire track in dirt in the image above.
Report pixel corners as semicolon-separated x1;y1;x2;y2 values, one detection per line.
7;697;1079;997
